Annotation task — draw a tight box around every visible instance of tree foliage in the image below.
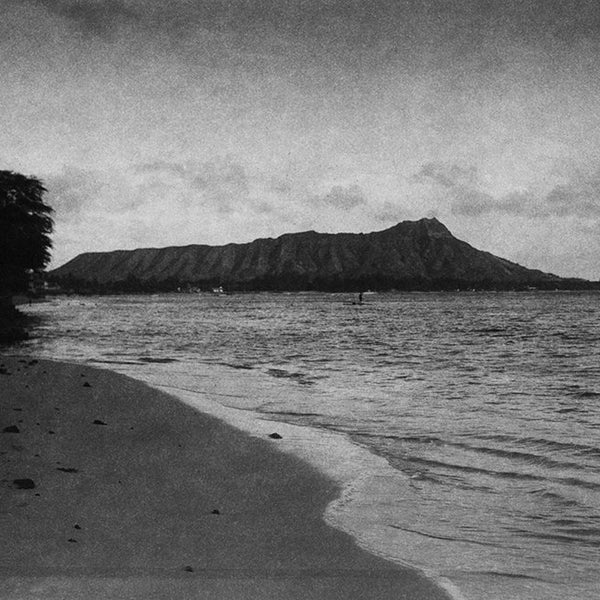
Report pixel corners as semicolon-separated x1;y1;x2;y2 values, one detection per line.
0;170;54;294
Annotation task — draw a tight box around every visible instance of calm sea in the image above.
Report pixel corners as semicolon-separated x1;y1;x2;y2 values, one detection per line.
13;291;600;600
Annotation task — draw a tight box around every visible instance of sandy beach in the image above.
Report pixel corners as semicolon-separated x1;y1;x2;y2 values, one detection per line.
0;356;451;599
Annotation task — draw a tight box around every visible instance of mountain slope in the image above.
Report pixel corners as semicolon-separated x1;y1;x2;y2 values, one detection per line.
49;218;589;291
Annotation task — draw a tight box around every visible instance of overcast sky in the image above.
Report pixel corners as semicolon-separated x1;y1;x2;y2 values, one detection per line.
2;0;600;278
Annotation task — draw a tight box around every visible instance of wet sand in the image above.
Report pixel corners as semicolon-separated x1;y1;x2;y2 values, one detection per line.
0;356;451;599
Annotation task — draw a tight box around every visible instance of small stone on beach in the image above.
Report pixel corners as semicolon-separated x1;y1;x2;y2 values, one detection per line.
183;566;194;572
93;419;107;425
83;382;91;387
3;425;20;433
211;509;220;515
268;432;282;439
13;478;35;489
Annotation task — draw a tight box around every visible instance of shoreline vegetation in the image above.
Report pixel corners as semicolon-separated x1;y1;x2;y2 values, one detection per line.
1;169;54;345
0;357;452;600
0;303;30;344
47;273;600;295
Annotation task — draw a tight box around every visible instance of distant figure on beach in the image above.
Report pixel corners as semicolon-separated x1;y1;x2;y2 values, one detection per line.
358;291;363;304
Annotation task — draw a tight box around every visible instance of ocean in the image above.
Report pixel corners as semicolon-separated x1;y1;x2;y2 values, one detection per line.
12;291;600;600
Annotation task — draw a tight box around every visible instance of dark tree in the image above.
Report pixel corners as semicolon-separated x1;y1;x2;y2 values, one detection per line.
0;170;53;295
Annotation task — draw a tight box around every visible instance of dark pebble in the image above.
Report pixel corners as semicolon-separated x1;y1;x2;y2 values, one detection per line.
83;382;91;387
268;432;282;439
93;419;106;426
211;509;221;515
3;425;20;433
67;538;77;543
183;566;194;572
13;478;35;489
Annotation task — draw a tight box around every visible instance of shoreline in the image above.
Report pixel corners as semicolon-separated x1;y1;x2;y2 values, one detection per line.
1;356;452;599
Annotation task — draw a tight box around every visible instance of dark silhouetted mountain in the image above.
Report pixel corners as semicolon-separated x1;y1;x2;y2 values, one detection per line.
49;218;595;292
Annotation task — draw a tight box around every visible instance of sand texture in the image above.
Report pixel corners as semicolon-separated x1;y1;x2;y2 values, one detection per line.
0;356;450;599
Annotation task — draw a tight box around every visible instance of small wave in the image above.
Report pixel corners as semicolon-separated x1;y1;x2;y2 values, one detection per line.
555;406;588;414
473;434;600;457
396;454;547;482
474;327;506;334
266;368;315;385
527;489;580;508
263;410;323;418
138;357;179;363
470;570;546;582
393;455;600;492
88;359;142;366
389;524;504;548
518;530;600;547
447;444;587;471
357;433;590;472
577;390;600;398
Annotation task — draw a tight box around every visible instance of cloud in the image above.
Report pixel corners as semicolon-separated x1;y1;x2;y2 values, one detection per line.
415;162;479;189
415;161;600;219
134;158;250;214
415;162;496;216
371;200;408;223
311;184;367;210
44;168;117;218
544;172;600;217
24;0;140;37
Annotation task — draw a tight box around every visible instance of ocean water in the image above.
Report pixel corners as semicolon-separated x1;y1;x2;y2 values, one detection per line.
12;291;600;600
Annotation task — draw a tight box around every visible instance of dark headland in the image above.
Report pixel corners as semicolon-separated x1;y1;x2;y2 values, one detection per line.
49;218;598;293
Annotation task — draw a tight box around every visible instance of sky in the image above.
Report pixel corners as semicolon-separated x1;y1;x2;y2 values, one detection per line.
2;0;600;279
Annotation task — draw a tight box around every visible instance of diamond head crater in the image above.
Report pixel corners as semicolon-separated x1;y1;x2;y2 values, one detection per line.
49;218;598;293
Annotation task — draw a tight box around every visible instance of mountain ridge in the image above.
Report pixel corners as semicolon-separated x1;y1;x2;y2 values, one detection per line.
49;218;596;292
